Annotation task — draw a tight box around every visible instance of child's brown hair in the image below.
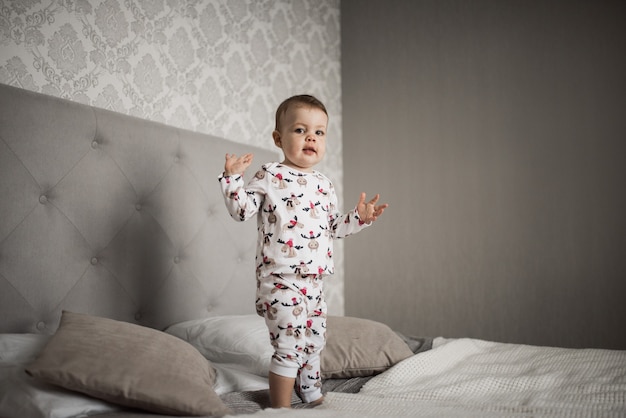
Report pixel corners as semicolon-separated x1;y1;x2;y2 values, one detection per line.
274;95;328;131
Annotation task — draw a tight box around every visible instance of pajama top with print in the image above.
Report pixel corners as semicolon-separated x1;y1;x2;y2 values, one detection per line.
218;162;369;279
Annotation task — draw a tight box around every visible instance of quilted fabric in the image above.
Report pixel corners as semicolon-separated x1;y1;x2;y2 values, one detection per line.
323;338;626;417
0;84;278;333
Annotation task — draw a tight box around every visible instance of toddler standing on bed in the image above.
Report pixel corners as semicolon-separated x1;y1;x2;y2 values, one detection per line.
218;95;387;408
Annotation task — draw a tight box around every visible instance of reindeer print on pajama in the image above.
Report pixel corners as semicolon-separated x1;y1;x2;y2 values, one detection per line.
219;162;370;402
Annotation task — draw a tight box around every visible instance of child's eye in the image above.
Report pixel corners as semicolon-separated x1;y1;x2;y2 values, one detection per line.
316;130;325;136
295;128;305;134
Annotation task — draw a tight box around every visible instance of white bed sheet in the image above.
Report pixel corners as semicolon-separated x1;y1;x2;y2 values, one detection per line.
225;337;626;418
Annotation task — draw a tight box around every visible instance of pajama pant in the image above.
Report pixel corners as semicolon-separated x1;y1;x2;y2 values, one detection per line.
256;273;327;403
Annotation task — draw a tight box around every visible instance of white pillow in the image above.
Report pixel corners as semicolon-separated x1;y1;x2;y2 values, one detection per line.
212;363;270;394
166;314;273;377
0;334;122;418
0;333;50;362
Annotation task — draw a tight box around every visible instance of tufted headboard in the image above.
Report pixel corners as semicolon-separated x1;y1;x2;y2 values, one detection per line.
0;83;278;334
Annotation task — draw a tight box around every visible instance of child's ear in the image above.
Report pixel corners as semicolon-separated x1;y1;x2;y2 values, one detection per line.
272;130;281;147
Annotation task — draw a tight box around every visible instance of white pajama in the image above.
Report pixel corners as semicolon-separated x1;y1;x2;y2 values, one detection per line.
219;162;369;403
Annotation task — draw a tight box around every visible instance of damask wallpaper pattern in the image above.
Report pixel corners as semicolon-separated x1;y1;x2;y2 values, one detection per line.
0;0;345;314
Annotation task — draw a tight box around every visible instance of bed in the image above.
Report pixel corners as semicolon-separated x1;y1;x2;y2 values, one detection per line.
1;83;625;418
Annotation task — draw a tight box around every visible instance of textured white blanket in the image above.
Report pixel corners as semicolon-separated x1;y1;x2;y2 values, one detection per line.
321;337;626;417
227;337;626;417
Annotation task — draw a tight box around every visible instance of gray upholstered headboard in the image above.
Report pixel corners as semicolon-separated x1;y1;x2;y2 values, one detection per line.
0;83;278;334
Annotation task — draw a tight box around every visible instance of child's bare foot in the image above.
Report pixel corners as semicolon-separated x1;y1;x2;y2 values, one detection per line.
308;396;324;407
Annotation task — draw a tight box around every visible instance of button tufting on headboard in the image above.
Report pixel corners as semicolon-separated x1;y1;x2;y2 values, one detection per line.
0;84;279;333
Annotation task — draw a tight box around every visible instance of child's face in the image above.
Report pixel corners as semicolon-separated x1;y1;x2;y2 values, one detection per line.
273;105;328;173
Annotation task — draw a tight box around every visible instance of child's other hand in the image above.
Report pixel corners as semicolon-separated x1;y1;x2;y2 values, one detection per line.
356;192;388;224
224;153;254;176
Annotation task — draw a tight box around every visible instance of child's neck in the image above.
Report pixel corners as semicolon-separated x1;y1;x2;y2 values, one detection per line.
279;160;316;173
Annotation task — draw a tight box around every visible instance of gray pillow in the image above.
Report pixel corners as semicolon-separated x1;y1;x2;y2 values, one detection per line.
321;316;414;379
26;311;231;416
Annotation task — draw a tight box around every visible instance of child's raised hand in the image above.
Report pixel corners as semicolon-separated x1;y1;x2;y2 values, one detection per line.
224;153;254;176
356;192;388;224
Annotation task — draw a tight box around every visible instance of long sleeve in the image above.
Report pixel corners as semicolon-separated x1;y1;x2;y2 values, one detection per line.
327;183;369;240
218;172;265;222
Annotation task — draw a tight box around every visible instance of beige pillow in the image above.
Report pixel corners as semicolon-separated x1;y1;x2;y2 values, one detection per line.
321;316;414;379
26;311;231;416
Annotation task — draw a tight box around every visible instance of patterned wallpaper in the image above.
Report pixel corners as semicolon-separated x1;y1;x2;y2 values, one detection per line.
0;0;345;314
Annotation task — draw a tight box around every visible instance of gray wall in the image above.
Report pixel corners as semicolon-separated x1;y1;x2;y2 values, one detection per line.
342;0;626;349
